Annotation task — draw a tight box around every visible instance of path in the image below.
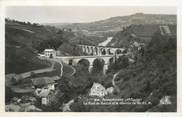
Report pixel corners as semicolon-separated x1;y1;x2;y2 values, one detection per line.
51;58;63;77
61;99;74;112
69;65;76;76
52;58;75;77
112;71;121;93
19;61;55;79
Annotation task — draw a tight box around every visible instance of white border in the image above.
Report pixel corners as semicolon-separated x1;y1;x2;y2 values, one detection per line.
0;0;178;6
0;0;182;117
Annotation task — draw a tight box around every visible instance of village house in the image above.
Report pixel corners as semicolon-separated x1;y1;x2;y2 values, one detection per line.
44;49;57;58
159;25;172;36
32;76;59;105
159;96;172;105
89;83;108;97
89;83;115;98
6;73;23;86
106;87;114;94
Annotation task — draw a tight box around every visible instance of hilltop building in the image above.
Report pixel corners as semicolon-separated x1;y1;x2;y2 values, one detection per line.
44;49;56;58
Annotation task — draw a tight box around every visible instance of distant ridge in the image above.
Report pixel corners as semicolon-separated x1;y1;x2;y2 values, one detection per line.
45;13;176;36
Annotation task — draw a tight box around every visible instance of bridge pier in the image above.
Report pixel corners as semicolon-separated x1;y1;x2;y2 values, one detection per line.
97;47;101;56
89;66;93;73
103;65;108;75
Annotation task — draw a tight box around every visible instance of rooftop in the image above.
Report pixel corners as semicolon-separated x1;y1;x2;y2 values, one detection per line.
32;77;55;87
44;49;55;52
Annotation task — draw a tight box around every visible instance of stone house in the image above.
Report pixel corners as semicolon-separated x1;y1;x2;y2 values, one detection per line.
44;49;56;58
89;83;107;97
32;77;58;105
106;87;114;94
159;96;172;105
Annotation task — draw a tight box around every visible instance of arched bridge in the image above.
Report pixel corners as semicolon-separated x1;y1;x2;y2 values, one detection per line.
53;45;126;74
54;54;122;74
44;44;127;74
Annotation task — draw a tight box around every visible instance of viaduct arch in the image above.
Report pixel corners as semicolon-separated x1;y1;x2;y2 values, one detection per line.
54;55;120;74
52;44;126;74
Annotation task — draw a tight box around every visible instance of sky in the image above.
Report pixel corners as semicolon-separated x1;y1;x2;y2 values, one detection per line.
5;6;176;23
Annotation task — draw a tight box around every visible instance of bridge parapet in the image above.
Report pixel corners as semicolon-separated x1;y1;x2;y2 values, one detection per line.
78;44;125;56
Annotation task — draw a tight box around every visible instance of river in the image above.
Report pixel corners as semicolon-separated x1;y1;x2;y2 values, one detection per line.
98;37;113;46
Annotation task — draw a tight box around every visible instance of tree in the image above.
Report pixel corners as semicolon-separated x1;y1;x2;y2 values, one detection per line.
77;59;90;73
69;59;92;94
91;58;105;74
108;55;129;72
101;49;106;55
116;49;122;54
30;71;36;78
5;86;14;103
91;58;105;83
34;39;63;52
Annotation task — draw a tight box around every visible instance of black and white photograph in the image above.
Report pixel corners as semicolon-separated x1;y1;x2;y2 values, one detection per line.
4;3;178;112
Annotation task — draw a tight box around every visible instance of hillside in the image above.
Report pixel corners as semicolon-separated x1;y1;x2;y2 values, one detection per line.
114;31;177;112
5;13;177;111
5;19;71;74
5;18;107;74
5;21;53;74
70;29;177;112
107;24;176;48
47;13;176;36
6;19;60;47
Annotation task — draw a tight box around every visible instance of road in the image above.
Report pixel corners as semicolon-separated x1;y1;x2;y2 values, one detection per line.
52;58;63;77
68;65;76;77
61;99;74;112
112;71;121;93
5;57;75;94
38;56;75;78
19;61;55;79
16;56;75;80
52;58;76;77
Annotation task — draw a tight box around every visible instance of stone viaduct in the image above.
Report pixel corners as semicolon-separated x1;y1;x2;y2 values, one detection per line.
55;55;121;74
54;45;126;74
78;44;125;56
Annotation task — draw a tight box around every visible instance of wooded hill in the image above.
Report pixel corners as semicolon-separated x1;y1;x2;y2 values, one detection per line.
107;24;176;48
70;28;177;112
5;19;93;74
48;13;176;36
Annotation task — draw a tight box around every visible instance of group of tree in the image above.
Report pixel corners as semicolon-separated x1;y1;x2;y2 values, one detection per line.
70;30;177;112
6;18;41;27
107;55;129;73
33;39;63;52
